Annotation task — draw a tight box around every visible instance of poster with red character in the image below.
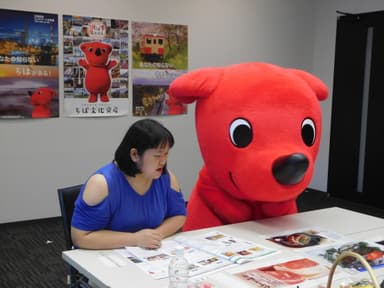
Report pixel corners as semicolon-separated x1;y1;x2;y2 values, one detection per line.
0;9;59;119
131;21;188;116
63;15;129;117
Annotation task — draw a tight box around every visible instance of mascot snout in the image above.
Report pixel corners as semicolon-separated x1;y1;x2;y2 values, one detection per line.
272;153;309;185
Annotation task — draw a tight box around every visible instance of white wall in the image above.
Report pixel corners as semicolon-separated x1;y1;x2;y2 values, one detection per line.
311;0;384;191
0;0;317;223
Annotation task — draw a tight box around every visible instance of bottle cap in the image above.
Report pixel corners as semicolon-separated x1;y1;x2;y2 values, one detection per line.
173;245;185;255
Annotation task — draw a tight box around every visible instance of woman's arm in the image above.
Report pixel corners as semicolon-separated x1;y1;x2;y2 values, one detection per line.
155;215;186;238
71;227;163;249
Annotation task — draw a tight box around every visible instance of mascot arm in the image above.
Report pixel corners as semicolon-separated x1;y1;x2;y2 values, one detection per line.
260;200;298;218
78;59;88;69
182;188;223;231
198;167;253;224
107;60;118;70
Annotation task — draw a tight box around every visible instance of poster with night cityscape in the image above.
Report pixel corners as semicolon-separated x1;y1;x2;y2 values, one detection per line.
0;9;59;118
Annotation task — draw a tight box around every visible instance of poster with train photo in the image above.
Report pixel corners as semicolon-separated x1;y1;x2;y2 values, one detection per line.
131;21;188;116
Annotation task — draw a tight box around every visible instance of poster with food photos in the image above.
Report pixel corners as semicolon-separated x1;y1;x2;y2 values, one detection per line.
63;15;129;117
131;21;188;116
0;9;59;119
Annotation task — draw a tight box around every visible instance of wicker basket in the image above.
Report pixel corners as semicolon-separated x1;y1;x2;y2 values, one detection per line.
326;251;380;288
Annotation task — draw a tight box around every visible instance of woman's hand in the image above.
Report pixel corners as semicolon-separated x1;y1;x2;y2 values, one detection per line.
134;229;163;249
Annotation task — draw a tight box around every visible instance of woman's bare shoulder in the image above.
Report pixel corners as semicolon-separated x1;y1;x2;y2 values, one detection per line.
168;170;181;192
82;174;108;205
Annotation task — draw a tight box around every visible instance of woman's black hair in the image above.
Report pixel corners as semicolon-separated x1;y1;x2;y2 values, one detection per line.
114;118;174;176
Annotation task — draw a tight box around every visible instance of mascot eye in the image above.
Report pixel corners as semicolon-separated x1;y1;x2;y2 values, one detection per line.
102;48;107;53
229;118;252;148
88;47;93;52
301;118;316;146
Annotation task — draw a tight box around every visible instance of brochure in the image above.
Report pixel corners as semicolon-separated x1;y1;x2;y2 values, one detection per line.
265;227;349;250
175;230;278;264
119;231;278;279
198;252;384;288
233;256;331;288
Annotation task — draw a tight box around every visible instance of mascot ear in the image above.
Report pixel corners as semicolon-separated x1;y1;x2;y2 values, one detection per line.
289;69;328;101
168;67;223;104
79;42;87;52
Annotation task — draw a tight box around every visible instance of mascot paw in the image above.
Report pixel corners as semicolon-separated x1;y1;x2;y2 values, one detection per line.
78;59;87;68
100;95;110;102
88;95;97;103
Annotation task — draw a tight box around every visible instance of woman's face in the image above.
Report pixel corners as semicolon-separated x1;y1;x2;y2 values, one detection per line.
136;144;170;179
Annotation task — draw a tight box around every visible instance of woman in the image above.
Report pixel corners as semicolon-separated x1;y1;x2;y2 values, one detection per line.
71;118;186;249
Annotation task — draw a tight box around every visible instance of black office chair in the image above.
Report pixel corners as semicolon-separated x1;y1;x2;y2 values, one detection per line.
57;184;91;288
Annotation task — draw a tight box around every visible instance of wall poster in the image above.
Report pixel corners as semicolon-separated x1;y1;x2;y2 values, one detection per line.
63;15;129;117
131;21;188;116
0;9;59;119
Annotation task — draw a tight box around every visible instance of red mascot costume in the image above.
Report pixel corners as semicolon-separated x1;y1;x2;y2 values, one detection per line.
168;62;328;231
29;87;57;118
166;93;187;115
79;41;117;103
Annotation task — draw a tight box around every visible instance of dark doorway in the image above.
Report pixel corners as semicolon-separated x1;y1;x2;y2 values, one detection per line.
328;10;384;209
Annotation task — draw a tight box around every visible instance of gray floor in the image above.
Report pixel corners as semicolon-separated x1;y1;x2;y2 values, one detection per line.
0;217;67;287
0;189;383;287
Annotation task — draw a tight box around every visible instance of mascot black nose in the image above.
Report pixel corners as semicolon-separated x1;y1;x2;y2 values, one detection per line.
95;48;101;56
272;153;309;185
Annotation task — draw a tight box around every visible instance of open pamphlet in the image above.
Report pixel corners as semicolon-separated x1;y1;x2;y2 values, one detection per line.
199;253;348;288
186;249;384;288
118;230;278;279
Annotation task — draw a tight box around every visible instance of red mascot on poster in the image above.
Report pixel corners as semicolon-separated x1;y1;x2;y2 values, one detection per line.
79;41;118;103
168;62;328;231
29;87;57;118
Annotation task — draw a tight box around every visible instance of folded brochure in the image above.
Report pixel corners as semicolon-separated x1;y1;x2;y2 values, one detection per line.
120;230;278;279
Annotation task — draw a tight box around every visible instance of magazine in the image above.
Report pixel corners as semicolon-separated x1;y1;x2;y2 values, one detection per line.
119;231;278;279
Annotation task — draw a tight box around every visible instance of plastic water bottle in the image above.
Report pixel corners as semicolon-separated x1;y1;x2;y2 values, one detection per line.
168;245;189;288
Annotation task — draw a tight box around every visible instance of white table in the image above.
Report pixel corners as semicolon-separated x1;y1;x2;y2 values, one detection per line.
62;207;384;288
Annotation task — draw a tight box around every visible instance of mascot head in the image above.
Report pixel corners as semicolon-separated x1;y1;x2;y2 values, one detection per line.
79;41;113;66
169;62;328;202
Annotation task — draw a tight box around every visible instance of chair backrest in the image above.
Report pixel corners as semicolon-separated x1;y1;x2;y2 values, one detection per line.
57;184;82;250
